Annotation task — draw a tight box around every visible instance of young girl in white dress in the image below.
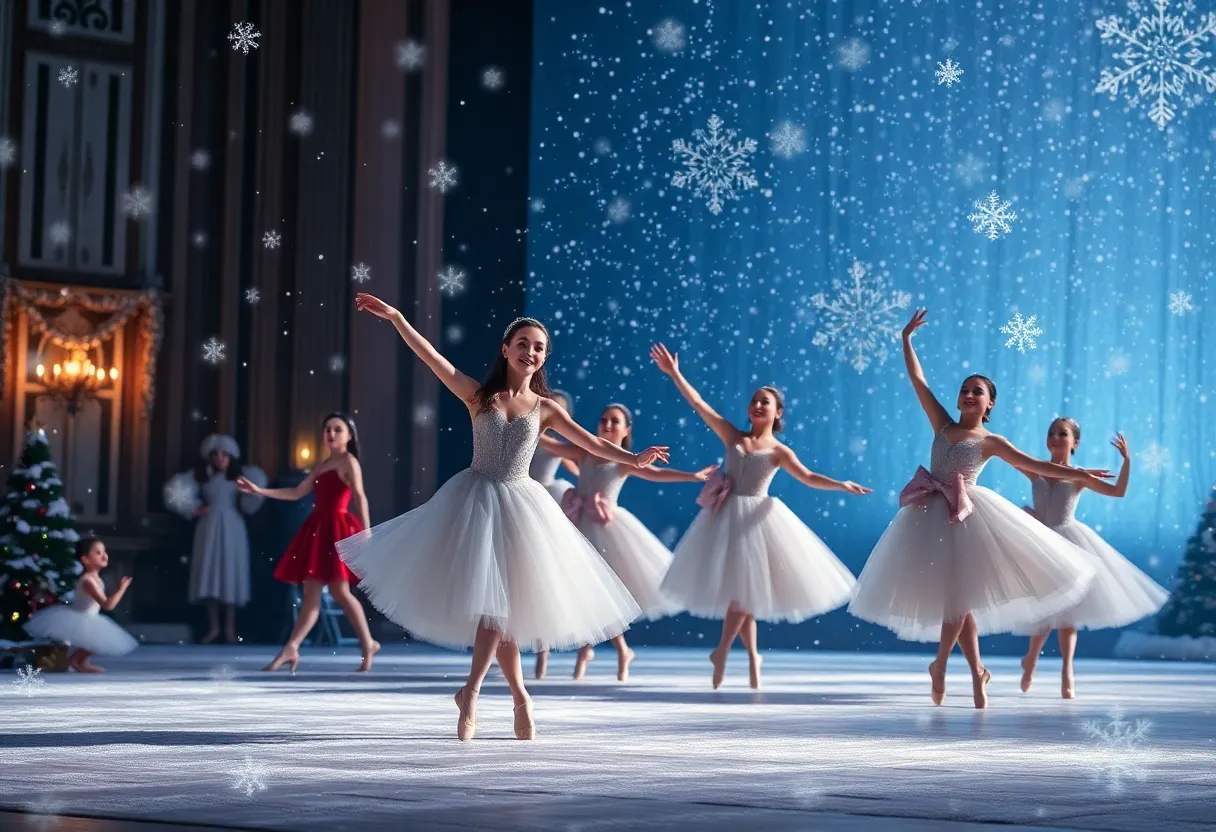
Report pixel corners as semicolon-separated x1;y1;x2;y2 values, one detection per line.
528;389;579;504
536;403;717;682
650;344;871;690
24;537;136;672
1016;420;1168;699
849;310;1102;709
338;294;666;741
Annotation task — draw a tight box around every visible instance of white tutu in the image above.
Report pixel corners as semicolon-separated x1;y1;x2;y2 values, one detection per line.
24;605;138;656
337;402;640;652
546;478;575;502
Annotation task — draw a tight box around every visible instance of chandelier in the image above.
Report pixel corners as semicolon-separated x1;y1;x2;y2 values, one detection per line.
35;349;119;414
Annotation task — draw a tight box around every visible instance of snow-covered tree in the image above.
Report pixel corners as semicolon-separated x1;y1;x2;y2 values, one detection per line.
1156;485;1216;639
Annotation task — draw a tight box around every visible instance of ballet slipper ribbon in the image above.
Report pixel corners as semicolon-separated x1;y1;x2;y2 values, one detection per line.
899;466;973;523
561;490;614;524
695;471;733;513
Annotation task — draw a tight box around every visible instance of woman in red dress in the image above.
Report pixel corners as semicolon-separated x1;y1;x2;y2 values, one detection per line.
237;412;380;673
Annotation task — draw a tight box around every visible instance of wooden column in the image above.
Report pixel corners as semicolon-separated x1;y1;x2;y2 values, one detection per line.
349;0;408;521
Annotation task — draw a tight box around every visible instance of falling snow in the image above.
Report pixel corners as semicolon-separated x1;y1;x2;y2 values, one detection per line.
58;66;77;87
1168;290;1193;315
768;121;807;158
351;263;371;284
999;312;1043;353
936;57;964;86
329;355;346;374
1140;440;1171;474
652;19;687;53
262;230;281;249
189;148;211;170
201;337;226;365
244;288;261;305
837;38;871;71
288;111;314;136
481;67;506;91
437;265;466;297
606;197;631;223
164;476;197;514
968;191;1018;239
227;757;269;797
395;39;425;72
227;22;261;55
809;261;913;374
48;221;72;246
0;136;16;168
671;114;758;215
428;160;458;193
123;186;154;219
11;665;44;697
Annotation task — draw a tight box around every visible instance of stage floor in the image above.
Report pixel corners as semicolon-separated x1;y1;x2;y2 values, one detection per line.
0;645;1213;831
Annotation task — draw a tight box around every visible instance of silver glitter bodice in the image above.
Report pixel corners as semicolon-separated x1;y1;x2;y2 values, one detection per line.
575;459;628;505
470;400;541;483
529;444;563;484
69;578;100;614
929;430;989;485
726;444;779;497
1032;477;1081;528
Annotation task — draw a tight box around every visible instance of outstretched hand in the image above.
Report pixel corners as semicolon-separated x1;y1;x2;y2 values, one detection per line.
1112;432;1129;460
1081;468;1115;479
235;476;262;496
839;481;872;495
355;293;400;321
903;309;928;339
694;464;721;482
649;343;679;377
633;446;671;467
119;576;133;588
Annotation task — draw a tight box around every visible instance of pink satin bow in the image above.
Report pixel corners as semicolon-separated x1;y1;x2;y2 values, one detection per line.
561;489;614;525
696;471;733;513
899;465;973;524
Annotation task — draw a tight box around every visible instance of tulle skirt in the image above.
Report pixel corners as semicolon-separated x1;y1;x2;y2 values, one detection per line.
1015;520;1168;632
577;506;681;621
545;478;574;503
661;495;856;623
849;486;1096;642
336;469;641;652
24;606;138;656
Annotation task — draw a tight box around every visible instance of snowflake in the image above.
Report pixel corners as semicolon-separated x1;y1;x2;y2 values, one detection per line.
288;110;314;136
123;185;154;219
837;38;871;71
395;39;425;72
428;160;458;193
1140;440;1171;474
446;324;464;343
768;121;807;158
351;262;371;284
381;119;401;139
262;230;281;249
11;665;44;697
413;403;435;425
671;114;758;216
1095;0;1216;129
530;198;546;213
244;287;261;305
652;18;687;53
227;22;261;55
58;66;78;87
192;231;208;248
201;336;226;365
999;312;1043;353
190;148;211;170
48;221;72;247
936;57;964;86
968;191;1018;240
329;355;346;374
1168;289;1193;315
593;137;613;155
0;136;17;168
227;757;269;797
1080;708;1153;794
481;66;505;91
606;197;631;223
437;265;466;297
809;261;912;373
1107;350;1131;376
955;154;986;185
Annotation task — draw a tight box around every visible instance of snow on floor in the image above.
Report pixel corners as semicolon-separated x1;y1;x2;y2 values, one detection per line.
0;645;1214;831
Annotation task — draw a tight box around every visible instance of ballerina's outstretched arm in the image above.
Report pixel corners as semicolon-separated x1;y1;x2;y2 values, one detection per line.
355;292;480;402
772;445;872;495
538;433;587;464
237;469;319;502
987;436;1104;487
632;462;719;484
650;343;741;446
81;574;132;612
1080;433;1131;498
542;400;669;469
901;310;952;435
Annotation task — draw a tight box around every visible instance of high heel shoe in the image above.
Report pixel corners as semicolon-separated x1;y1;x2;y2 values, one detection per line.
263;645;299;675
709;649;727;690
928;660;946;706
513;697;536;740
357;641;381;673
972;667;991;710
454;686;478;742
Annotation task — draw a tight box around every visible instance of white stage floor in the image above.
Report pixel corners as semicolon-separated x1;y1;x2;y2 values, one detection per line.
1;645;1213;831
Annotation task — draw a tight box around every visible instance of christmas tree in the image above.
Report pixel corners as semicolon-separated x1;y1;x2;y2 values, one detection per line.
1155;484;1216;639
0;424;81;642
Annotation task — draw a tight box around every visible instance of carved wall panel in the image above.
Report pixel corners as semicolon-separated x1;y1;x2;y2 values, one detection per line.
27;0;136;44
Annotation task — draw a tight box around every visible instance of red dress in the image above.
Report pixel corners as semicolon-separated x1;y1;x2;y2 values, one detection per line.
272;470;363;584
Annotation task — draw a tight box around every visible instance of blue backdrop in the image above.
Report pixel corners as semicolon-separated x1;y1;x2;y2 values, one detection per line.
524;0;1216;649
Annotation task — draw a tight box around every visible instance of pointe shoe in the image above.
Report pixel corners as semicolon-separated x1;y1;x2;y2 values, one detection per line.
617;648;635;682
928;660;946;706
357;641;381;673
1020;657;1036;693
513;698;536;740
535;651;548;680
748;653;763;690
709;650;727;690
1061;670;1075;700
263;645;299;675
573;646;595;680
454;686;478;741
972;667;991;710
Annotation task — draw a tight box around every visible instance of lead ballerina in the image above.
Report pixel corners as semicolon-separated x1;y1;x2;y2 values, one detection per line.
338;294;666;742
849;310;1101;709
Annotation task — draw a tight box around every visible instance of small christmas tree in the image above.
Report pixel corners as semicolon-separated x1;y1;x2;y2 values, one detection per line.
0;423;81;642
1156;484;1216;639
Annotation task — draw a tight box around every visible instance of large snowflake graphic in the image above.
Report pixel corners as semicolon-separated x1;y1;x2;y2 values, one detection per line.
227;22;261;55
123;185;154;219
968;191;1018;240
652;19;687;53
227;757;269;797
936;57;964;87
201;337;226;365
11;665;44;697
0;136;17;168
395;39;425;72
1080;707;1154;794
1139;440;1171;474
351;263;372;284
262;230;281;250
1095;0;1216;129
809;261;912;373
58;66;78;87
671;114;758;216
999;312;1043;353
437;265;466;297
428;160;458;193
1168;289;1193;315
768;121;807;158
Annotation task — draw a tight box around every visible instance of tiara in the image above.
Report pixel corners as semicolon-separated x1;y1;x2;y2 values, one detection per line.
503;317;542;339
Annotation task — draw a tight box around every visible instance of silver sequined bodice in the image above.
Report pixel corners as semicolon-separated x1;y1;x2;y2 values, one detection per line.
470;401;540;483
1032;477;1081;528
726;444;779;497
929;430;989;485
529;445;563;484
69;577;100;614
575;459;627;504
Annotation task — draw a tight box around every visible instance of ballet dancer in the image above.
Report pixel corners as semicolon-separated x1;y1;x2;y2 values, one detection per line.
849;310;1102;709
651;343;871;690
1016;421;1167;698
535;402;718;682
24;537;137;672
338;294;666;741
237;413;380;673
528;388;580;503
